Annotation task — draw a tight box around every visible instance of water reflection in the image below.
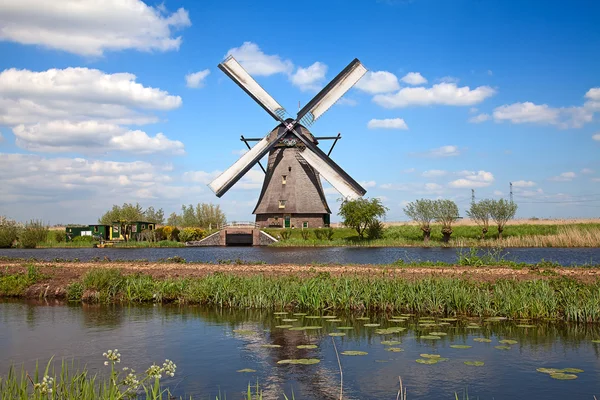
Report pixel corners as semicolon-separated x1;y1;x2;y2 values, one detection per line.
1;302;600;399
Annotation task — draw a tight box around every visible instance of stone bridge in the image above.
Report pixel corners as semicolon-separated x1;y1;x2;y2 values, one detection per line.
185;222;278;246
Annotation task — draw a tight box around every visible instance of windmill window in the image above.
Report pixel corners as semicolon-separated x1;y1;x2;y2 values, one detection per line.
278;200;286;209
288;166;292;172
282;175;287;184
303;221;308;228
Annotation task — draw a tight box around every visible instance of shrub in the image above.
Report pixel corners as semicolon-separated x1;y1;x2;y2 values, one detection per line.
0;222;18;248
280;229;292;240
314;228;325;240
154;227;167;241
162;226;174;240
324;227;334;241
171;227;180;242
178;227;206;242
300;229;311;240
19;220;48;249
366;220;385;240
52;230;66;243
72;235;95;243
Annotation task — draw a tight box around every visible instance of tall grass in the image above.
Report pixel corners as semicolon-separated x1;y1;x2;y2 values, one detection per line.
65;269;600;322
0;266;42;296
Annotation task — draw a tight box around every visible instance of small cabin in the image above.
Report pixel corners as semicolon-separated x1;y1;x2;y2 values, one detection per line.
110;221;155;241
66;224;111;241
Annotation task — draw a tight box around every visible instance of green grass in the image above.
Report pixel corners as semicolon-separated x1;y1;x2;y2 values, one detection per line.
61;268;600;322
0;266;42;296
37;240;185;248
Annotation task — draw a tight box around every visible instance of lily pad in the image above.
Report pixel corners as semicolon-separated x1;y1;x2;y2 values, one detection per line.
516;324;536;328
474;338;492;343
385;347;404;352
293;313;307;316
305;316;321;319
550;373;578;380
336;326;354;330
297;344;317;349
420;335;442;340
561;368;584;373
363;323;381;327
419;319;436;323
392;316;409;319
277;359;320;365
261;344;282;348
466;325;481;329
341;351;368;356
450;345;472;349
419;323;437;327
233;329;255;335
381;340;402;346
464;361;485;366
356;317;370;320
375;327;406;335
438;322;451;326
289;326;323;331
537;368;562;374
325;319;343;322
499;339;518;345
420;354;441;359
388;319;406;323
495;345;511;350
401;313;414;316
237;368;256;373
273;312;288;315
275;325;294;329
484;317;507;322
430;332;448;336
416;358;438;364
281;319;298;322
321;315;338;319
592;340;600;343
329;332;346;337
440;318;458;321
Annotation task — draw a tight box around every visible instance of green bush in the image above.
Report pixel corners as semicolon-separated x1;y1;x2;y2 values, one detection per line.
171;227;180;242
72;235;95;243
18;220;48;249
154;227;167;241
0;223;18;248
178;227;206;242
324;227;334;241
314;228;324;240
366;220;385;240
280;229;292;240
300;229;311;240
51;230;65;243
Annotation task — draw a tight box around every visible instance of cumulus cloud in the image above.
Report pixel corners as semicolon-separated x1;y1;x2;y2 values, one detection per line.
367;118;408;130
355;71;400;94
511;180;536;188
182;170;222;184
417;145;461;158
448;170;495;188
593;133;600;141
0;67;183;155
359;180;377;188
226;42;293;76
290;62;327;91
380;182;445;195
185;69;210;88
468;113;490;123
400;72;427;85
183;168;264;190
0;0;190;56
373;82;496;108
549;172;576;182
422;170;447;178
581;168;594;174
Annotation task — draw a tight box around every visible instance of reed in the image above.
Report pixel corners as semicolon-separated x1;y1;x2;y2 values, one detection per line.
62;269;600;322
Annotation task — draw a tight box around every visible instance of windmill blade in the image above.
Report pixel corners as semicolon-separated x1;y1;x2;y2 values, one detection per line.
296;145;366;200
219;56;287;121
297;58;367;126
208;125;287;197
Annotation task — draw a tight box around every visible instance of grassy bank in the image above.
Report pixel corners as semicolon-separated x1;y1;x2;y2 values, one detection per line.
266;224;600;247
3;264;600;322
36;240;185;249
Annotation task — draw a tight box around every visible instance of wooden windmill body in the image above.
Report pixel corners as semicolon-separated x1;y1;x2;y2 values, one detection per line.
209;56;368;228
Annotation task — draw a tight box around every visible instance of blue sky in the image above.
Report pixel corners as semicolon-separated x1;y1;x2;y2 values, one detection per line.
0;0;599;224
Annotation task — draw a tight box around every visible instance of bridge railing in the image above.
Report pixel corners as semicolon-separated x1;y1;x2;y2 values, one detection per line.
217;221;259;229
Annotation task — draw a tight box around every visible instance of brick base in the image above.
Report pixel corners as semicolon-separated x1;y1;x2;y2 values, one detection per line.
255;213;328;229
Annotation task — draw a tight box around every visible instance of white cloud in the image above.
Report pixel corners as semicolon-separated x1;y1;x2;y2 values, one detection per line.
185;69;210;88
290;62;327;91
182;170;222;184
449;170;494;188
511;180;536;188
468;113;490;123
359;180;377;188
367;118;408;130
337;98;358;106
593;133;600;141
439;76;460;84
549;172;576;182
487;70;493;76
0;0;190;56
0;67;182;155
400;72;427;85
373;82;495;108
424;183;443;191
469;107;478;114
422;170;447;178
419;145;461;158
581;168;594;174
355;71;400;94
493;190;503;196
226;42;293;76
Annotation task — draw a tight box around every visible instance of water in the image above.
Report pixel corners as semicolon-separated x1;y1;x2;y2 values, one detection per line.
1;301;600;399
1;246;600;265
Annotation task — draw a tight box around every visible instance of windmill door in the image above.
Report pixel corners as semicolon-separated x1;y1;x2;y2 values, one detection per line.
284;215;291;228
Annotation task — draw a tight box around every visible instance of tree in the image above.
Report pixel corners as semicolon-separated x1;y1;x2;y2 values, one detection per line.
195;203;227;229
98;203;145;242
144;206;165;225
466;199;492;239
166;212;181;227
488;199;518;239
433;199;459;242
403;199;436;242
180;204;197;227
338;198;388;239
0;216;19;248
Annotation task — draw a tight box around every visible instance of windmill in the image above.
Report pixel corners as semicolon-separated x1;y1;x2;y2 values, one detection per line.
209;56;368;228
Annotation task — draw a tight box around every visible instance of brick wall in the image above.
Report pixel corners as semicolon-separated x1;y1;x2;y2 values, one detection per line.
256;213;326;228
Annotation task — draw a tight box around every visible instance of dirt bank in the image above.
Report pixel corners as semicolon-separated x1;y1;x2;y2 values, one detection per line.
2;260;600;300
